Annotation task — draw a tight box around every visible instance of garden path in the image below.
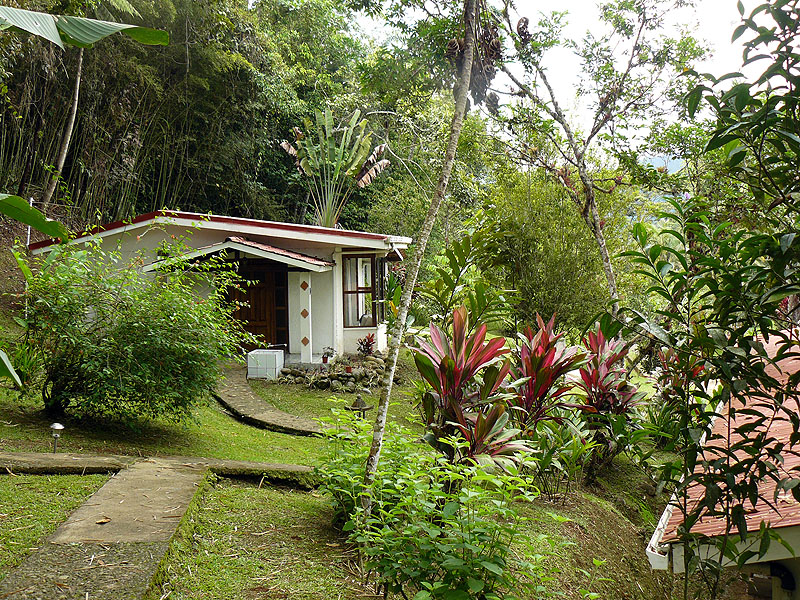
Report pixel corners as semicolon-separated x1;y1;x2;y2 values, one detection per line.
0;452;316;599
216;365;322;436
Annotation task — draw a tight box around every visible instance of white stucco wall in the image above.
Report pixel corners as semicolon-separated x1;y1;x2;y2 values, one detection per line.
60;220;392;360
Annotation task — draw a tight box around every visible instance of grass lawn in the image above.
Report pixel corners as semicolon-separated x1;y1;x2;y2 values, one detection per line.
148;478;373;600
0;352;421;466
0;473;109;582
0;389;325;466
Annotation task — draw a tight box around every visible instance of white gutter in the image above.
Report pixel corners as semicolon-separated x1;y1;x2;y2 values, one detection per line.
142;240;333;273
647;498;675;570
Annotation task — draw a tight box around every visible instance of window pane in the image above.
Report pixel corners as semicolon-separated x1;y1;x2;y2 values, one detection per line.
344;257;359;291
344;293;375;327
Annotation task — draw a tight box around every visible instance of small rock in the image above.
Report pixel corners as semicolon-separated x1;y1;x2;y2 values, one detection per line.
294;377;305;384
280;368;293;376
331;380;343;392
346;381;356;392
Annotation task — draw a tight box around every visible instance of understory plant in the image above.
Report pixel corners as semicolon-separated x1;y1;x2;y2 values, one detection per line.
319;408;547;600
507;314;587;434
413;306;530;467
17;243;255;422
576;328;646;478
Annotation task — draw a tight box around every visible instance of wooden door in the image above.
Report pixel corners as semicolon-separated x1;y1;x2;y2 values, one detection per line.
231;271;288;348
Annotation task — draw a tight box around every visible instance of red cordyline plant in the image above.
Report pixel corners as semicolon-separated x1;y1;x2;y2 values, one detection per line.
508;314;587;433
576;327;645;415
657;347;705;405
414;306;529;466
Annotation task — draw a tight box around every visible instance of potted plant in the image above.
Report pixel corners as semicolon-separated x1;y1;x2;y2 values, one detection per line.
322;346;334;364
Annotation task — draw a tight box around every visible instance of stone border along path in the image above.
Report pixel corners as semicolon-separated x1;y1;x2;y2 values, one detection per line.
0;452;317;599
216;365;323;436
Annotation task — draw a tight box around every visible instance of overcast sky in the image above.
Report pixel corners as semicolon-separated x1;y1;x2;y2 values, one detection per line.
358;0;756;122
509;0;753;113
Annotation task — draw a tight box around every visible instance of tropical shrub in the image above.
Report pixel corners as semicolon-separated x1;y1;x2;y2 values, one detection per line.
357;332;376;356
508;314;586;433
576;327;646;478
17;244;254;422
413;306;530;466
527;416;596;501
319;408;546;600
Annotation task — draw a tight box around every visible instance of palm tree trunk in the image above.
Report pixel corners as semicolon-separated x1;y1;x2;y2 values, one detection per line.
361;0;479;516
41;48;83;211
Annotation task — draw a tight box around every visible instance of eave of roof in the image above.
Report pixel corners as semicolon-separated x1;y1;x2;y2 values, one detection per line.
29;210;412;252
654;333;800;547
142;237;334;273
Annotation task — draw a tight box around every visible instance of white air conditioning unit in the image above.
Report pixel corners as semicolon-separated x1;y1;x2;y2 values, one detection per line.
247;349;284;380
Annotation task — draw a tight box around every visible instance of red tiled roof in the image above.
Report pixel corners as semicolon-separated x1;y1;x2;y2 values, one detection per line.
662;333;800;541
226;237;334;267
29;209;395;251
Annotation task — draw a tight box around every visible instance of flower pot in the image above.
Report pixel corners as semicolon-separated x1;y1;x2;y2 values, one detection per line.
345;366;353;374
322;356;328;364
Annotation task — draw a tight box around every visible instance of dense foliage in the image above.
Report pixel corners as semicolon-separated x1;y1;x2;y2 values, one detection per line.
17;243;254;422
320;408;545;600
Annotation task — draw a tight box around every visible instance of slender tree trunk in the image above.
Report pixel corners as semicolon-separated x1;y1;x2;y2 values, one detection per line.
41;48;83;211
584;191;619;315
360;0;479;516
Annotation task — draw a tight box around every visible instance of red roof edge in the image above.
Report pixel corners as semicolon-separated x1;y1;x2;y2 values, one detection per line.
29;210;394;251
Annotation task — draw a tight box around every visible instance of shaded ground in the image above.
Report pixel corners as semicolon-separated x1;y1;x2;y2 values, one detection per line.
148;479;372;600
0;390;325;466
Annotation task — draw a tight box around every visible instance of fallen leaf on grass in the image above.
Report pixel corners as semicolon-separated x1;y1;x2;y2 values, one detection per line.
96;517;111;525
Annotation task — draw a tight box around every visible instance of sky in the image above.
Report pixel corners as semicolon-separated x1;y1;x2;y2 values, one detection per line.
357;0;757;123
507;0;754;115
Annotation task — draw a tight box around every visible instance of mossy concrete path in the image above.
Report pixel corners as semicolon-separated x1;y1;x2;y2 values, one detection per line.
216;365;322;436
0;452;316;599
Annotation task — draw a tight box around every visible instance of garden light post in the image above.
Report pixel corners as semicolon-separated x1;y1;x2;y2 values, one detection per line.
50;422;64;453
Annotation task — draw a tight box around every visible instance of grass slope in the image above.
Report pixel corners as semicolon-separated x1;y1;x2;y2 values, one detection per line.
0;473;109;581
148;479;372;600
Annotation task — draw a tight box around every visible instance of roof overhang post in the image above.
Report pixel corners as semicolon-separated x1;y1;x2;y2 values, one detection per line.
299;275;313;364
332;247;344;356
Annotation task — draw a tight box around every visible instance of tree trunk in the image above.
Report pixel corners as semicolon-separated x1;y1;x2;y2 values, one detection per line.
585;192;619;315
41;48;83;211
360;0;479;517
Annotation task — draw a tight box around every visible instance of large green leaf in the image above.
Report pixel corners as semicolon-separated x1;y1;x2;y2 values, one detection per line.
0;194;68;239
56;15;168;47
0;7;168;49
0;6;63;48
0;349;22;389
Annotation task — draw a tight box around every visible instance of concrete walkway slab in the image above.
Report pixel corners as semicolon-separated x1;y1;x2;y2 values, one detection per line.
216;365;322;436
0;452;318;599
49;458;205;544
0;452;137;475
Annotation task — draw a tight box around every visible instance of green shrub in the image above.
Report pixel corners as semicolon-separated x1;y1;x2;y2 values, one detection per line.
17;243;254;422
319;408;547;599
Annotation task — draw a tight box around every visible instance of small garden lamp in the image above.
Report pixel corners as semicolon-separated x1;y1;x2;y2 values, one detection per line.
50;422;64;453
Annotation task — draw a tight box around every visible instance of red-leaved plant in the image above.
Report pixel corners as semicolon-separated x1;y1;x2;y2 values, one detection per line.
576;327;645;415
414;306;529;466
508;314;587;433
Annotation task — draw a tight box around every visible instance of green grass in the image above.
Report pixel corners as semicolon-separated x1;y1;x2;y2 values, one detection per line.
251;380;422;432
0;390;325;466
0;352;422;466
148;479;371;600
0;473;109;582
